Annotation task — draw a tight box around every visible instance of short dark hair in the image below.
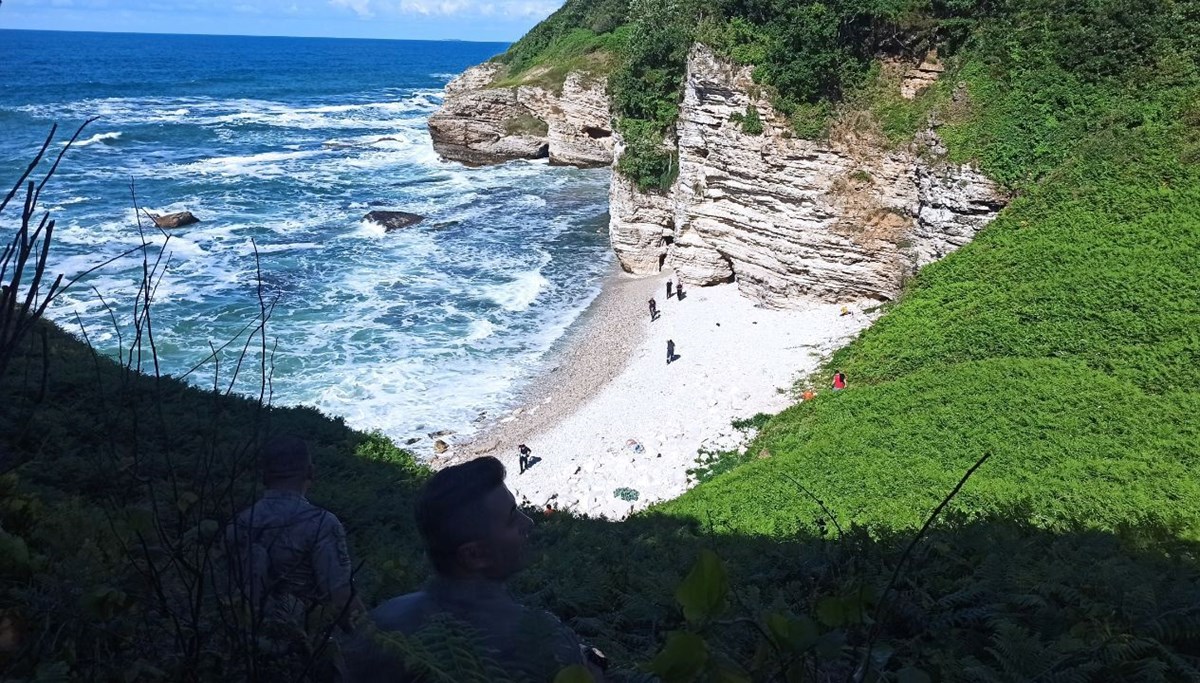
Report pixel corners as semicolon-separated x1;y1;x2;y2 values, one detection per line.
415;456;507;574
261;435;311;485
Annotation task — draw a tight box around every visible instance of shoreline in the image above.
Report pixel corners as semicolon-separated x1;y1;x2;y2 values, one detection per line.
438;270;879;519
444;265;659;460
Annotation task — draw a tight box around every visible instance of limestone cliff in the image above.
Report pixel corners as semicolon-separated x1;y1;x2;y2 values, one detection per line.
609;45;1006;305
428;64;614;167
431;46;1006;306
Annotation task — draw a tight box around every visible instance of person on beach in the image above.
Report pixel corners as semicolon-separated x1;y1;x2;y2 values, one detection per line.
666;279;674;299
832;371;846;391
666;339;676;365
648;298;658;321
676;280;685;300
223;436;364;644
517;444;532;474
343;457;608;682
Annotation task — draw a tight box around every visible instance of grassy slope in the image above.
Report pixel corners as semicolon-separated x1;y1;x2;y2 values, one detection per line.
663;70;1200;538
490;0;628;89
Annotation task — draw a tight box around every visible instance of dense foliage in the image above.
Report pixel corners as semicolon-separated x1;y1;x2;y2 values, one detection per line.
500;0;1200;189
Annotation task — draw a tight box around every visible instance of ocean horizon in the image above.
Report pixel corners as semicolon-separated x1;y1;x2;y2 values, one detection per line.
0;29;614;452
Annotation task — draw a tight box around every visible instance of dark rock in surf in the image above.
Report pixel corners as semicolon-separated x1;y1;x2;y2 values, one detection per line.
146;210;199;229
365;210;425;232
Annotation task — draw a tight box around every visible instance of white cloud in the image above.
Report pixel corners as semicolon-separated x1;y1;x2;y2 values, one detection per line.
329;0;374;18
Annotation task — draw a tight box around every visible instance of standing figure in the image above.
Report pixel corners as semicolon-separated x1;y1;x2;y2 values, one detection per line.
648;298;658;320
223;436;364;643
518;443;532;474
666;279;674;299
666;339;676;364
832;371;846;391
676;280;685;300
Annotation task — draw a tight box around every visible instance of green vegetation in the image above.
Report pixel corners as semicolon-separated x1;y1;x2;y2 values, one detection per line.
5;0;1200;679
494;0;628;75
727;104;764;135
503;113;551;137
662;0;1200;537
490;27;625;91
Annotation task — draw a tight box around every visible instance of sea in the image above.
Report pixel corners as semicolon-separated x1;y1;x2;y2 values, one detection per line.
0;30;614;451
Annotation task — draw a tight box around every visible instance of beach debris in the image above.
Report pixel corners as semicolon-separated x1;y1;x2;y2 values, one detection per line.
613;487;640;502
625;439;645;454
364;210;425;231
143;210;199;229
433;439;450;454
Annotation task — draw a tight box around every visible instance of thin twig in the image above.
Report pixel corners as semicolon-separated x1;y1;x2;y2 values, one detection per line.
854;451;992;683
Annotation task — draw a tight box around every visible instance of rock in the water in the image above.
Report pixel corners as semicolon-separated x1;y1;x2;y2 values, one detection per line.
428;429;454;439
365;210;425;232
146;211;199;229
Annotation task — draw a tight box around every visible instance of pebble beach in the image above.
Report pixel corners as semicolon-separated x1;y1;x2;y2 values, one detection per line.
441;268;879;519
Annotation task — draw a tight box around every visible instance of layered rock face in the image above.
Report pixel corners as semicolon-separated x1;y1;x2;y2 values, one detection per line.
427;65;614;167
609;45;1006;306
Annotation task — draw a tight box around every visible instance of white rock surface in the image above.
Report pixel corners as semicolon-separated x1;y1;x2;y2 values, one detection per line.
428;65;614;167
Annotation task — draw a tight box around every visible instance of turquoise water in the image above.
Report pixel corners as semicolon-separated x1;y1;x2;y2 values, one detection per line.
0;30;613;450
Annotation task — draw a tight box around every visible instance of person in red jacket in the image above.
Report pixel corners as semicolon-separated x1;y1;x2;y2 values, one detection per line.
832;371;846;391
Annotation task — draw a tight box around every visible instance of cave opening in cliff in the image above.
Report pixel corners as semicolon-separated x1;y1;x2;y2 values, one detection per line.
583;126;611;139
659;234;675;271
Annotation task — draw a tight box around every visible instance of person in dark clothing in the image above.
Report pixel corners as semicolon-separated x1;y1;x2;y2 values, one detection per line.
666;280;674;299
676;280;685;300
517;444;532;474
343;457;607;682
666;339;676;364
223;437;364;645
648;298;658;321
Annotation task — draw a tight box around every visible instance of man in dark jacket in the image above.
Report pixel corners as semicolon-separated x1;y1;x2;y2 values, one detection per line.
344;457;606;682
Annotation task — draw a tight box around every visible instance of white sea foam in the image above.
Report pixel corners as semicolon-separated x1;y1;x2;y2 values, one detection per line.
484;270;550;313
174;149;324;177
465;319;497;343
71;131;122;147
20;69;616;453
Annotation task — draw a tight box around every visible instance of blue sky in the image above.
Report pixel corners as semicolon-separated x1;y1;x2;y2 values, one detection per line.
0;0;562;41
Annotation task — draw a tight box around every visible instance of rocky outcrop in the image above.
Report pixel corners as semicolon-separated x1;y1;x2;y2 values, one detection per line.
901;51;945;99
364;210;424;231
609;45;1006;306
428;65;614;167
145;210;199;229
